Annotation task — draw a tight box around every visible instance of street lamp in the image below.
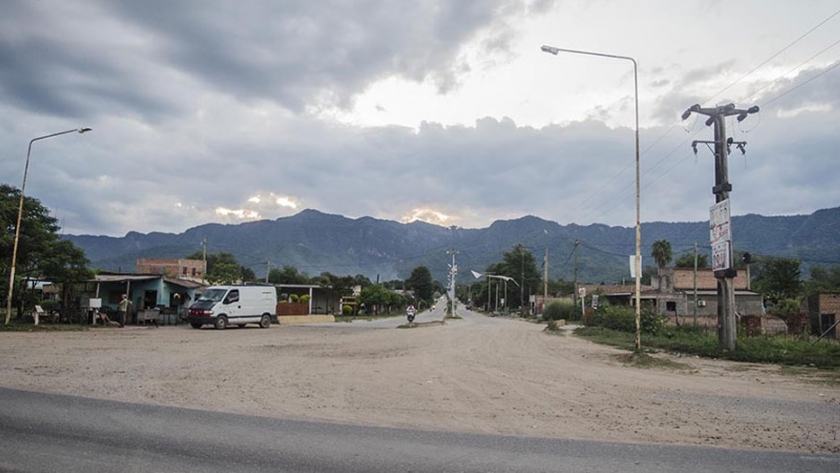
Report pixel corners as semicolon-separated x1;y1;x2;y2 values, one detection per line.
541;44;642;351
5;127;92;325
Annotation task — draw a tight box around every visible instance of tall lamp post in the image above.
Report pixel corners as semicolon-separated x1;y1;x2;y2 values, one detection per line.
541;44;642;351
5;127;92;325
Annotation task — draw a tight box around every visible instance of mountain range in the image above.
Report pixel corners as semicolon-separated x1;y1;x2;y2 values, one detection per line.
64;207;840;284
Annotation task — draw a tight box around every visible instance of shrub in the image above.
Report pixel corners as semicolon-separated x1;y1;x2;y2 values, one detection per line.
300;295;310;304
39;300;57;312
543;299;574;321
342;304;353;316
289;294;300;303
589;305;666;335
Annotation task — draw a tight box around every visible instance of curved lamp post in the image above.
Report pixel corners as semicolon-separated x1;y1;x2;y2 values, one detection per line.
5;127;92;325
541;44;642;351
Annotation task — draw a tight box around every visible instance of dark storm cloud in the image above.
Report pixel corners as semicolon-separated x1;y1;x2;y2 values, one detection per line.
102;0;514;109
0;2;181;122
0;0;530;122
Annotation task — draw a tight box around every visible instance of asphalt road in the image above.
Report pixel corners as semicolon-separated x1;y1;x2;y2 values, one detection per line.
1;387;838;473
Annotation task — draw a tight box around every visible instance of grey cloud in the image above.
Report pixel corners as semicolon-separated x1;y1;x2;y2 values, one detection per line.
1;0;531;123
103;0;520;108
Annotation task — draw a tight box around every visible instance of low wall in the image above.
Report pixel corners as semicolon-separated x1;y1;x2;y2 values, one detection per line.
275;315;335;324
277;303;309;316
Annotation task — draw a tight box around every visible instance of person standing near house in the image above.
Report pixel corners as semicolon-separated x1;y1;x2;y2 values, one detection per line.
118;294;131;327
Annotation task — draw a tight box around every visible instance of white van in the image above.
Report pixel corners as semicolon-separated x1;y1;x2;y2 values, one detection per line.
187;285;277;329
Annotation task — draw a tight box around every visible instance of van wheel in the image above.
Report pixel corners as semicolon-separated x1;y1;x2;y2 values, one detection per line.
259;314;271;328
214;316;228;330
190;322;202;329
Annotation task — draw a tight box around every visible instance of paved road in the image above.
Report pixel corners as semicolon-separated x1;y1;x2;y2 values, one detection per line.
1;387;838;472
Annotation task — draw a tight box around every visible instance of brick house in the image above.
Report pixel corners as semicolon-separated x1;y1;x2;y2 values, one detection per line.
136;258;206;282
807;292;840;339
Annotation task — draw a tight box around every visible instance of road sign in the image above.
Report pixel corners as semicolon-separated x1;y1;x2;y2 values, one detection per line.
710;199;731;245
712;240;730;271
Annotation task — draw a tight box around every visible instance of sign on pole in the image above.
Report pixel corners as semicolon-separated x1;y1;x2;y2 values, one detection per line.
712;241;730;271
629;255;641;278
710;199;731;271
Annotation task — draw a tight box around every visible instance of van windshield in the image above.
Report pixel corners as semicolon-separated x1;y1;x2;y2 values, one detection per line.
198;289;227;302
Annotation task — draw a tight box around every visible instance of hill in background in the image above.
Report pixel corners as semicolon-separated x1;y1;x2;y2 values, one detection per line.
64;207;840;284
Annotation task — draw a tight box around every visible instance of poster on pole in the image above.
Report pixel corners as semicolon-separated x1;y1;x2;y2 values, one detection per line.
709;199;731;245
629;255;641;278
712;240;730;271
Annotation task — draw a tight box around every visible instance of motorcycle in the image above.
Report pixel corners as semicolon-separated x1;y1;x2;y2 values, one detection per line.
406;307;416;323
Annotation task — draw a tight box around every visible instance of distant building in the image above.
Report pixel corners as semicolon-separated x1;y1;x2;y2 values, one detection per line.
649;268;763;321
136;258;206;282
807;292;840;339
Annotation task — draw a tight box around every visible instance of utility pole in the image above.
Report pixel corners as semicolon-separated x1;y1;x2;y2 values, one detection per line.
520;249;525;314
543;247;549;315
693;242;698;327
487;273;492;312
572;239;579;310
201;236;208;284
682;103;759;351
265;260;270;284
447;249;458;314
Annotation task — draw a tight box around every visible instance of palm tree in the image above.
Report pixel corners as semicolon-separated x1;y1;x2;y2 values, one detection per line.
651;239;673;273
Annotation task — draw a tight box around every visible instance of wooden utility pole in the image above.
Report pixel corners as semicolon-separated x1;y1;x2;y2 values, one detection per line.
572;239;579;310
693;242;698;327
543;247;549;314
682;103;759;351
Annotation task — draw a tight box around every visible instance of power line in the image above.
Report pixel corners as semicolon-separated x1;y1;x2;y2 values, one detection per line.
706;6;840;105
561;10;840;224
760;59;840;108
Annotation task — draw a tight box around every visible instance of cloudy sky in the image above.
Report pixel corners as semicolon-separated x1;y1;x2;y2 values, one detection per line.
1;0;838;237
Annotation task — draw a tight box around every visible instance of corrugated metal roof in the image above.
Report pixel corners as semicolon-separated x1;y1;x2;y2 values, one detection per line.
164;277;204;289
93;274;160;283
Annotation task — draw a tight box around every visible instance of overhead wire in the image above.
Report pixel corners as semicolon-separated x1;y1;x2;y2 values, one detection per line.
560;7;840;225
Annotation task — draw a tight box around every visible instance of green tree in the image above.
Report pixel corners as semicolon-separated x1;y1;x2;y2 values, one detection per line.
406;266;433;304
501;244;542;309
804;265;840;295
651;239;672;271
641;265;658;285
547;278;575;296
359;284;396;315
240;266;257;282
753;257;802;303
674;252;709;269
267;265;310;285
2;185;91;320
184;251;243;284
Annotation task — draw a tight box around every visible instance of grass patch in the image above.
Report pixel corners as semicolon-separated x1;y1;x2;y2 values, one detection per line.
575;325;840;369
334;314;401;323
444;314;463;320
397;323;417;329
614;352;693;371
779;366;840;386
0;320;91;332
543;319;563;334
723;364;757;372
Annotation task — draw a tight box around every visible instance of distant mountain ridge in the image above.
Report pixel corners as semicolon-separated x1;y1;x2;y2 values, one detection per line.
64;207;840;284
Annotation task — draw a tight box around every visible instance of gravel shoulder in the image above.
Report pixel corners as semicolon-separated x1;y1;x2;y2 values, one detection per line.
1;310;837;453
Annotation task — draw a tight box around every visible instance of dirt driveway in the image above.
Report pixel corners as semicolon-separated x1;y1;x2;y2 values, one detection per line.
1;310;837;453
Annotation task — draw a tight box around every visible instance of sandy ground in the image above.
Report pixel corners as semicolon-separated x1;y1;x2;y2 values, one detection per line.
1;309;838;453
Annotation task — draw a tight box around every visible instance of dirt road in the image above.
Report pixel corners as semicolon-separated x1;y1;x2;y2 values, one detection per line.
1;309;837;453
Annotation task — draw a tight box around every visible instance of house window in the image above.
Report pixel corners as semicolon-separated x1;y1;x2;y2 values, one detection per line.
183;267;188;275
666;301;677;312
192;268;197;276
